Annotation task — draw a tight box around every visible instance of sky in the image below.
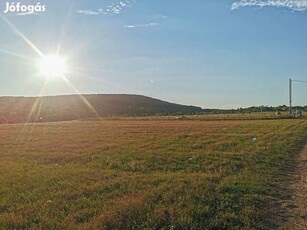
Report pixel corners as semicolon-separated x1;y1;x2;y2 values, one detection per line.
0;0;307;108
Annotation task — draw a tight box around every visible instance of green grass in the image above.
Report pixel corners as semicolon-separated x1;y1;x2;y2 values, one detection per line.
0;119;306;229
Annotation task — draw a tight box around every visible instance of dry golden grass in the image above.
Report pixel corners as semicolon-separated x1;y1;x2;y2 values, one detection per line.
0;118;306;229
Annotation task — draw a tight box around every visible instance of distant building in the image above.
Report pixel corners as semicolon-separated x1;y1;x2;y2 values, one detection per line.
293;109;303;118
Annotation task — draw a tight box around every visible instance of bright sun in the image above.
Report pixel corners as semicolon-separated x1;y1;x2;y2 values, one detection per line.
39;56;67;78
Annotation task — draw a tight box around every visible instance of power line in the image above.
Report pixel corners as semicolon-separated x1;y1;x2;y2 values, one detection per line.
292;79;307;83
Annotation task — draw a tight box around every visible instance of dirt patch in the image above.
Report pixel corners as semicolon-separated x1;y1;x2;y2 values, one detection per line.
280;143;307;229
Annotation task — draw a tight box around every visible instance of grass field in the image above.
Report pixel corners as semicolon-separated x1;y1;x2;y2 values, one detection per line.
105;112;303;121
0;118;306;229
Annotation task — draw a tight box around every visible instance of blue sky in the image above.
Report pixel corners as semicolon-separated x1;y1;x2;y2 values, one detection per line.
0;0;307;108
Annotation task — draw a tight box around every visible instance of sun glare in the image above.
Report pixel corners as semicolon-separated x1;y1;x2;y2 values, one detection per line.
39;56;67;78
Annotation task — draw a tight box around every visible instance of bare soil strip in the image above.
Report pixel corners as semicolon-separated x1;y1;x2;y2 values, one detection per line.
281;143;307;229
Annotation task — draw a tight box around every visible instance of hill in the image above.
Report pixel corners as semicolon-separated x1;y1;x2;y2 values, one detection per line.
0;94;203;123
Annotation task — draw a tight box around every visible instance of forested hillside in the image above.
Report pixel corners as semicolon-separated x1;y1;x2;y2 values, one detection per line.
0;94;203;123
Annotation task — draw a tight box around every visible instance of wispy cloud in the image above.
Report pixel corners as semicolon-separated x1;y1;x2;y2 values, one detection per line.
16;12;38;16
152;14;168;19
77;0;134;16
108;0;130;14
124;23;159;28
231;0;307;11
76;10;100;16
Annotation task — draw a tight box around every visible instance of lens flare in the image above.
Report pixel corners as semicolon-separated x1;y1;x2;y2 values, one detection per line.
39;56;67;78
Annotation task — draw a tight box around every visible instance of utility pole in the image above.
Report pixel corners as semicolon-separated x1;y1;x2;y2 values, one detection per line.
289;78;307;117
289;78;292;116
